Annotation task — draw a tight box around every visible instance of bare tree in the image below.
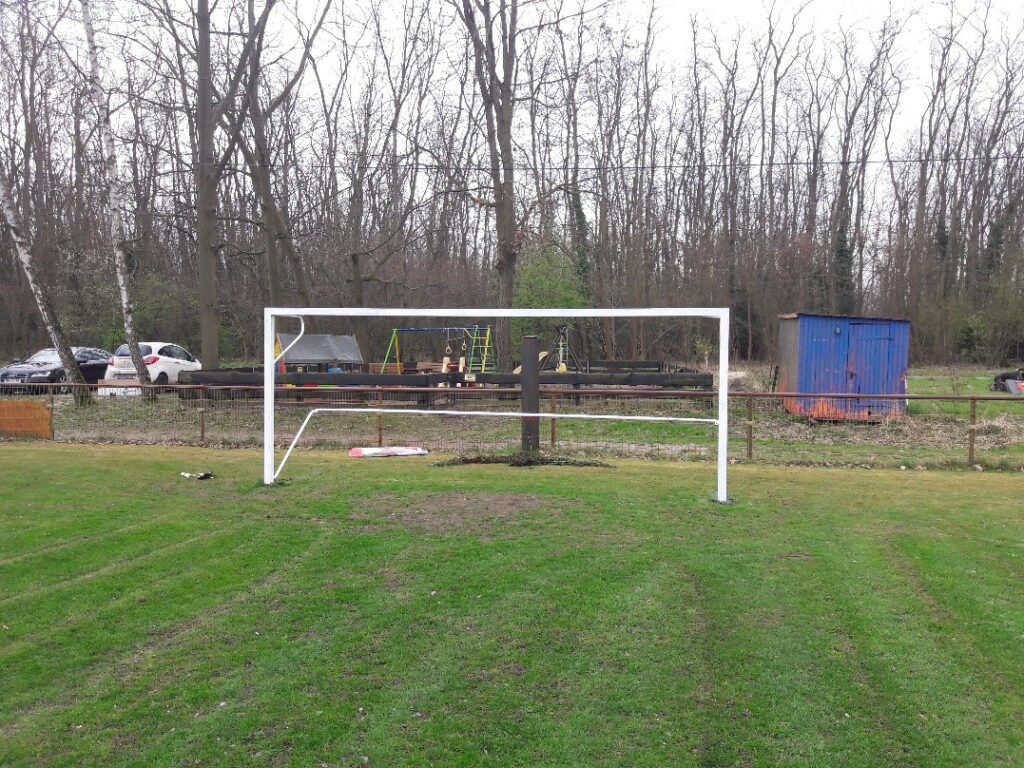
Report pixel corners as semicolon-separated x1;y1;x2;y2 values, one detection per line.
241;0;328;307
454;0;523;369
0;167;88;402
194;0;276;368
80;0;151;386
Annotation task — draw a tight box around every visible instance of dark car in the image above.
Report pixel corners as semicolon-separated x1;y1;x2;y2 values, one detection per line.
0;347;113;392
993;367;1023;393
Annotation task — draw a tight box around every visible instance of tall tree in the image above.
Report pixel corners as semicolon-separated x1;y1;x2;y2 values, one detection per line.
454;0;522;369
0;167;88;403
194;0;276;368
242;0;328;307
80;0;151;386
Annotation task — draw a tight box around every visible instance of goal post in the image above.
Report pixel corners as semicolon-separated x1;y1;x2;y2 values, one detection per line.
263;307;730;501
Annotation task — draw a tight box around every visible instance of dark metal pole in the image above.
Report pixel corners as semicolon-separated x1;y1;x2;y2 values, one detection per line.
521;336;540;453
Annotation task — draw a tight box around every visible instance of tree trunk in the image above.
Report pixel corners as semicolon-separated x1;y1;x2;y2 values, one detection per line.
81;0;152;391
274;206;312;308
457;0;521;371
196;0;219;369
0;169;89;405
247;0;283;307
347;166;368;354
594;191;615;359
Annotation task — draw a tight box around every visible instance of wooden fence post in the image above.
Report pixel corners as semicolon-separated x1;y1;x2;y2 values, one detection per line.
968;397;977;465
550;392;557;449
746;395;753;461
199;386;207;443
377;390;384;447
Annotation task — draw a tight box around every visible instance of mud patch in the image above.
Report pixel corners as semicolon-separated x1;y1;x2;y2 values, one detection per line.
781;551;814;560
355;491;568;535
435;453;611;467
467;661;528;683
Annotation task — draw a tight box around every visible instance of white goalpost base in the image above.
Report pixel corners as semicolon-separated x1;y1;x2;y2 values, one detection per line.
263;307;730;502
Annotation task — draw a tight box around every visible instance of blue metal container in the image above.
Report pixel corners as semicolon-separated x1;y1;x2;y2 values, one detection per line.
777;313;910;421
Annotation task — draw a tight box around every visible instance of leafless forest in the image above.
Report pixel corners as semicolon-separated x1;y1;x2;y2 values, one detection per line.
2;0;1023;370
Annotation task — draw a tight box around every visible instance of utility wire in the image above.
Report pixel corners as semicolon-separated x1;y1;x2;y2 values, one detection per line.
192;153;1024;173
100;140;1022;174
237;153;1015;173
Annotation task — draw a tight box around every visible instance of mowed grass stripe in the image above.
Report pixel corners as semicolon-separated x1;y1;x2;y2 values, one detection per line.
0;521;317;720
0;528;333;764
524;560;705;766
0;515;226;601
0;522;252;634
0;500;172;561
0;448;224;558
95;527;706;766
0;527;262;712
323;543;698;766
888;535;1024;693
684;534;907;768
0;506;198;569
820;532;1018;766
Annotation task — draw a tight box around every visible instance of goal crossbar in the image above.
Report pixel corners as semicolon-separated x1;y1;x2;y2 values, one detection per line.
264;307;730;501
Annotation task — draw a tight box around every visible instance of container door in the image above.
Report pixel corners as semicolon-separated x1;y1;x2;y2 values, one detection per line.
799;316;849;418
847;323;894;418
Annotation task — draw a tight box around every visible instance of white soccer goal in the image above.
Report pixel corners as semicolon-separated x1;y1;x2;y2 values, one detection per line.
263;307;731;501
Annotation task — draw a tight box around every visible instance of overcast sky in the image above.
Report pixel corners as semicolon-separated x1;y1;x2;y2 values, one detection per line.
638;0;1024;145
655;0;1024;84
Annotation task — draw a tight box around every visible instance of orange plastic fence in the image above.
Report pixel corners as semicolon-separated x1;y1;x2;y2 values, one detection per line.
0;400;53;439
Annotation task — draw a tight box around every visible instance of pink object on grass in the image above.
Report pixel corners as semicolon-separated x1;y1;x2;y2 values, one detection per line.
348;447;429;458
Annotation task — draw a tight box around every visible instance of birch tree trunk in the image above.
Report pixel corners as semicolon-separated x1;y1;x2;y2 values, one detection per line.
80;0;152;389
0;168;89;405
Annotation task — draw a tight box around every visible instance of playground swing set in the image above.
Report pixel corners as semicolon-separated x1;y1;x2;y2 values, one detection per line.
379;326;496;375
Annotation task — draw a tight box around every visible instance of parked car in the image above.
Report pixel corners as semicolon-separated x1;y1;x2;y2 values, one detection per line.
0;347;113;392
992;367;1023;392
104;342;201;385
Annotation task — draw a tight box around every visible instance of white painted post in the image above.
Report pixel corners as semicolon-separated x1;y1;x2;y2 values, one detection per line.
716;308;730;502
263;309;275;484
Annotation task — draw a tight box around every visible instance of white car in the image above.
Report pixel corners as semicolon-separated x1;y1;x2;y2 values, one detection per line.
105;342;202;385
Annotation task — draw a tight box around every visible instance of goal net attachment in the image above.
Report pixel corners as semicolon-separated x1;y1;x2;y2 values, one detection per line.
263;307;730;502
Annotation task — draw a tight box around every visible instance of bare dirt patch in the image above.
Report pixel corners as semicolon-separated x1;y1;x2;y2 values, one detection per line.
781;551;814;560
435;453;611;467
355;491;569;535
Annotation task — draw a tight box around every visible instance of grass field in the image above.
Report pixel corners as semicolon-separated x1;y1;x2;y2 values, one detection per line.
1;444;1023;767
906;367;1018;418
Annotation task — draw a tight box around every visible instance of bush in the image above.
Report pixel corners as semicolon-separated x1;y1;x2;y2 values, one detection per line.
512;245;588;353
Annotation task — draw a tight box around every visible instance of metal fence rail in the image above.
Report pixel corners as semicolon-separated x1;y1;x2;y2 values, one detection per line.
1;383;1022;468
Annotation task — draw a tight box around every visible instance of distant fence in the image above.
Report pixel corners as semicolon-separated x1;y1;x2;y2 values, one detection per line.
1;383;1022;468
